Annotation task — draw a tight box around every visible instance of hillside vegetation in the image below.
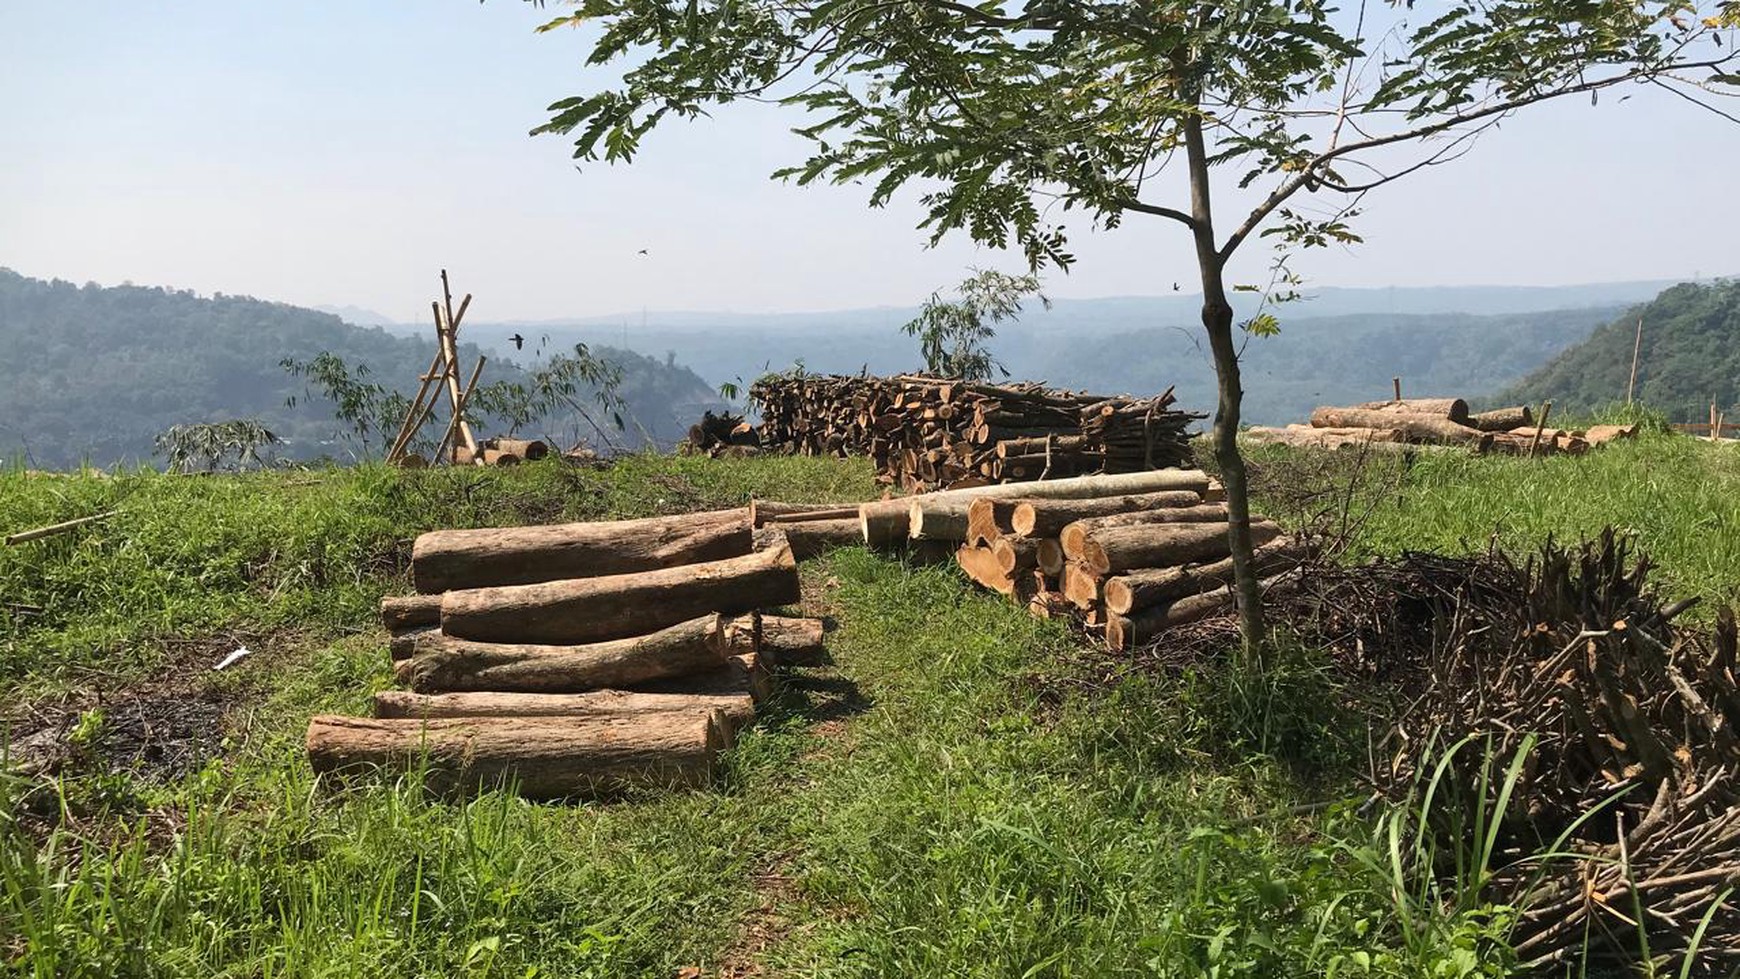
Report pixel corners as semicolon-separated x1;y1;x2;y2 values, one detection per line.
0;269;723;469
1503;279;1740;421
4;437;1739;975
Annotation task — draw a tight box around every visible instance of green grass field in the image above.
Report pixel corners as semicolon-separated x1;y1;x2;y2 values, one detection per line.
3;437;1737;976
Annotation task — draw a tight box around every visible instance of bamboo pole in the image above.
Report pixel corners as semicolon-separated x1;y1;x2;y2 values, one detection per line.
1528;401;1554;458
5;510;119;546
1627;317;1643;405
386;347;448;463
436;356;487;465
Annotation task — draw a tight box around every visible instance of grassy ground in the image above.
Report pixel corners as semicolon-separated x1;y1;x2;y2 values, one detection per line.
3;437;1735;976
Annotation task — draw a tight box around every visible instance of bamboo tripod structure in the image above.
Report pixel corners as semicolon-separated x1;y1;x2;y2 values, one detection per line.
386;270;486;466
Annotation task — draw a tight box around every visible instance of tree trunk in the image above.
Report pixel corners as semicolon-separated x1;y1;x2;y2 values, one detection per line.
389;624;439;662
411;508;753;593
756;518;861;559
1182;105;1265;649
405;613;730;693
750;500;859;526
991;536;1042;574
955;545;1016;594
1009;490;1203;538
440;544;800;645
966;498;1019;547
743;614;828;667
305;711;730;798
1466;406;1535;431
1353;398;1471;424
1309;407;1489;445
372;688;756;729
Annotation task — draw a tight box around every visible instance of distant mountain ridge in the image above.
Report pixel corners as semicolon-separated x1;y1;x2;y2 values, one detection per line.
0;269;723;469
1502;280;1740;420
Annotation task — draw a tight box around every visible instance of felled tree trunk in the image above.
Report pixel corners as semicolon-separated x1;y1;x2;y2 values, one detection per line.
956;545;1017;594
405;613;729;693
1105;571;1298;650
1353;397;1472;424
305;711;730;798
1010;490;1204;538
440;544;800;645
764;518;861;560
381;594;442;630
1309;407;1489;446
411;508;754;593
1103;538;1306;614
1058;504;1231;559
750;501;858;526
1467;406;1534;432
389;625;439;662
966;498;1019;547
726;614;828;667
1077;520;1280;577
372;689;756;728
991;536;1042;574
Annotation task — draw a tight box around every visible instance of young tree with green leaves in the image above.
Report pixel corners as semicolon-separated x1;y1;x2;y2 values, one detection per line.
903;269;1045;381
527;0;1738;651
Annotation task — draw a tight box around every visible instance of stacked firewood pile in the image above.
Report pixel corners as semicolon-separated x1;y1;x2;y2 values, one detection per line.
1244;397;1638;456
306;510;826;799
1291;534;1740;972
751;374;1204;491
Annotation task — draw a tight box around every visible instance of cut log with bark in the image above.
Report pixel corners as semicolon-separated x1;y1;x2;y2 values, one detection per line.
1353;397;1471;424
1105;571;1299;651
405;613;730;693
860;469;1213;546
956;545;1017;594
990;536;1042;574
487;438;550;461
750;500;858;527
1583;423;1638;445
1061;563;1102;609
965;498;1019;548
1058;504;1231;559
1037;538;1065;576
1009;490;1204;538
389;625;439;662
372;689;756;728
381;594;443;631
1467;406;1534;432
633;652;774;704
1309;407;1491;446
411;508;753;593
440;544;800;645
1077;519;1280;577
1241;426;1408;451
1103;538;1307;615
754;615;828;667
305;711;729;798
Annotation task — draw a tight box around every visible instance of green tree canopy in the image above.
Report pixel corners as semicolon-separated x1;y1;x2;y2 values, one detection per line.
529;0;1739;646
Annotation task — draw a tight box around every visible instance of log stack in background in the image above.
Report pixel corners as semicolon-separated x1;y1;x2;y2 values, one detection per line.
309;508;830;799
750;374;1205;491
1243;397;1639;456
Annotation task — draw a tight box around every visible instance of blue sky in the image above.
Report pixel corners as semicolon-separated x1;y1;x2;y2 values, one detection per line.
2;2;1736;321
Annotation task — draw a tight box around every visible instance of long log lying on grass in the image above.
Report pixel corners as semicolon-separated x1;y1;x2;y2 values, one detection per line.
1010;490;1204;538
1241;426;1406;451
1353;398;1471;424
1058;504;1231;558
382;594;442;630
860;469;1213;546
1309;407;1490;446
750;615;828;667
1467;406;1534;432
306;711;730;798
771;517;862;559
373;689;755;728
441;544;800;645
411;508;753;593
1078;520;1281;577
406;614;729;693
634;652;775;704
750;500;858;527
1103;538;1307;615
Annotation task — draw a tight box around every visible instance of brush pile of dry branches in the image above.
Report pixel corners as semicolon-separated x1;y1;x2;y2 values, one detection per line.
1289;533;1740;972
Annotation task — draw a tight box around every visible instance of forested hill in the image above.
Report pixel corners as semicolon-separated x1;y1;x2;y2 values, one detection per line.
1502;280;1740;421
0;269;722;470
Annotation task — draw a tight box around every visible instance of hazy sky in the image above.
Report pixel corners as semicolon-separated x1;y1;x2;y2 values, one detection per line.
2;3;1735;322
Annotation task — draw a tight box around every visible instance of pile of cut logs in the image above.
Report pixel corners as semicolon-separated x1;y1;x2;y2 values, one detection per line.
751;374;1204;491
848;469;1303;651
1243;398;1638;456
306;509;827;799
